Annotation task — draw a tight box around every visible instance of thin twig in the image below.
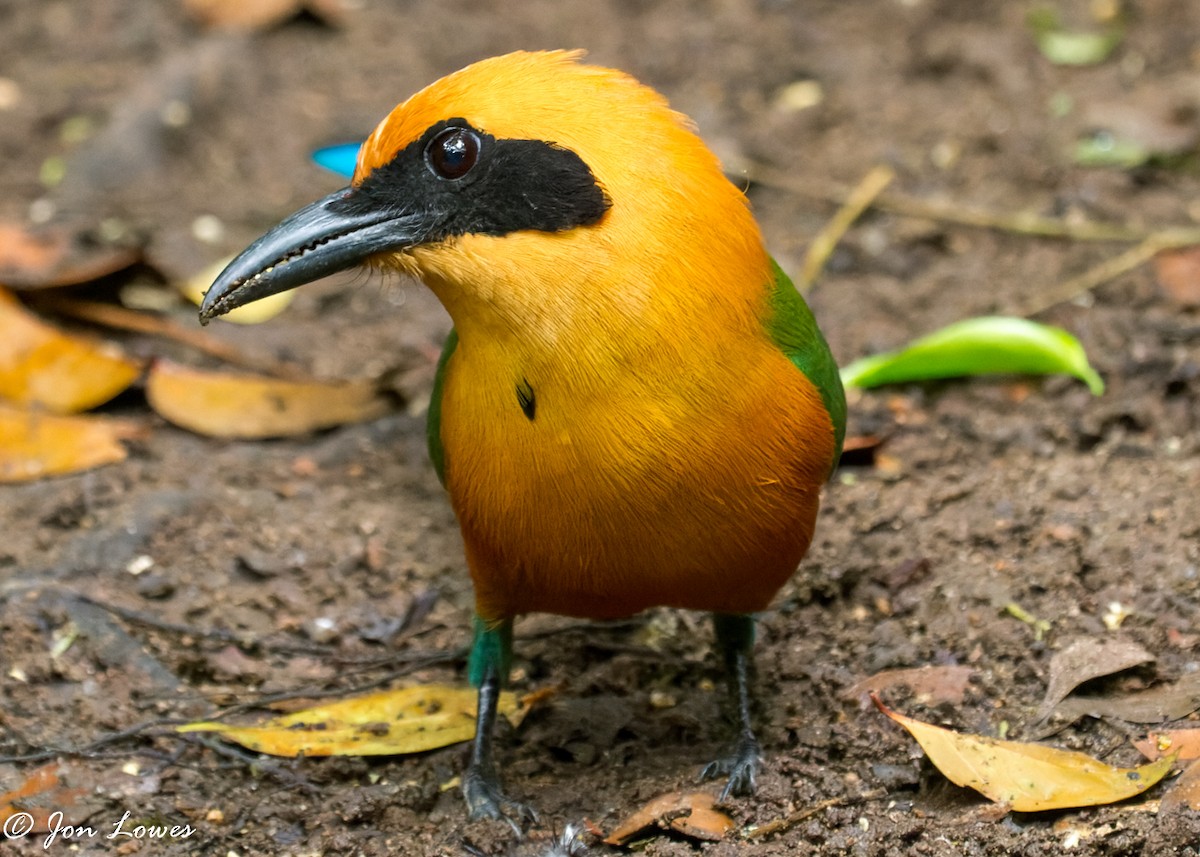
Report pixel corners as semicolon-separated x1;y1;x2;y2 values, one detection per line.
1017;235;1174;317
0;718;186;764
748;161;1200;246
70;593;335;657
748;160;1200;316
799;164;896;293
203;649;464;722
743;787;890;840
180;734;321;795
31;296;311;380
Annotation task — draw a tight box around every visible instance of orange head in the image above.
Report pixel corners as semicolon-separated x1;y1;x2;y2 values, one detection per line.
200;51;771;350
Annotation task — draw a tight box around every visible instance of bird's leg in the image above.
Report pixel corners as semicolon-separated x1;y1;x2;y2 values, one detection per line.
463;615;535;832
700;612;761;799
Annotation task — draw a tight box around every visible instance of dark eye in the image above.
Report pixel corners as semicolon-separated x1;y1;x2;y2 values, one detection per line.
426;127;481;180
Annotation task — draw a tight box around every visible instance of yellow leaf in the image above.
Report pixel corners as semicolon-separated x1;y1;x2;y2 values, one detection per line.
178;256;295;325
0;405;144;482
146;360;392;439
177;685;526;757
0;286;141;413
873;693;1175;812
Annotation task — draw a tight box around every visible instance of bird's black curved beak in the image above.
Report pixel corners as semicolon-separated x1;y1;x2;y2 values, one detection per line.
199;187;432;324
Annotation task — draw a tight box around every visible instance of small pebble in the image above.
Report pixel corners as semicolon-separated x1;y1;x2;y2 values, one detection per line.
649;689;677;709
304;616;339;644
0;77;20;110
192;214;225;245
126;554;154;576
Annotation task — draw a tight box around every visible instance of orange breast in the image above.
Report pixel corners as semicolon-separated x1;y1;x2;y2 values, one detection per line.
439;332;835;621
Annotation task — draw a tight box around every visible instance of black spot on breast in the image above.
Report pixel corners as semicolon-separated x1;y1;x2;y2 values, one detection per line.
516;379;536;421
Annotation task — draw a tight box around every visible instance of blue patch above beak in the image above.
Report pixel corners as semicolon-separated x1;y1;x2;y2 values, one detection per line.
312;142;363;178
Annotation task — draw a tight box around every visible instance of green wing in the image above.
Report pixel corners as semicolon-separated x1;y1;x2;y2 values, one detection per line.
426;327;458;486
765;258;846;465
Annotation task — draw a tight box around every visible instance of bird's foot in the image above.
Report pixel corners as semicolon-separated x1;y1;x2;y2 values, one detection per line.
700;733;760;801
463;765;538;835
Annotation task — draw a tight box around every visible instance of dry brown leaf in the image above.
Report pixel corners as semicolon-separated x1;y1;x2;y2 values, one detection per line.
604;791;734;845
1051;671;1200;725
146;360;392;439
839;433;884;467
1133;729;1200;762
0;287;142;413
0;405;145;482
1161;759;1200;813
0;763;89;834
177;685;526;756
873;693;1175;812
183;0;348;31
0;763;62;830
844;665;975;707
0;222;139;290
1154;247;1200;307
1036;637;1155;722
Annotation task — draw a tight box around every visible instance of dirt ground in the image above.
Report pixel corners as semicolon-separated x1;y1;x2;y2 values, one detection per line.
2;1;1200;854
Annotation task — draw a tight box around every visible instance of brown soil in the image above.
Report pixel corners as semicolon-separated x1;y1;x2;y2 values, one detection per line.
2;1;1199;855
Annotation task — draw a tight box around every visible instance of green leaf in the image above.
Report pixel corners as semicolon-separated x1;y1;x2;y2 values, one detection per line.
1028;8;1123;67
1074;131;1150;169
840;316;1104;395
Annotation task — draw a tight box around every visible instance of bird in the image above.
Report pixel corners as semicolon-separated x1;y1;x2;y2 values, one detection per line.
200;50;846;827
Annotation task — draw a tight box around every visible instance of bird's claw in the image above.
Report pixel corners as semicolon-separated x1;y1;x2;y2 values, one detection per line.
463;767;538;835
700;734;760;800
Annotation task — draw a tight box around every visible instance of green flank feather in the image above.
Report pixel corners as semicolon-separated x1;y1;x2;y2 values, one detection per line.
765;259;846;464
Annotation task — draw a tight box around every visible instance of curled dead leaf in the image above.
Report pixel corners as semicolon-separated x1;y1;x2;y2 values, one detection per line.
146;360;393;439
873;693;1175;812
844;665;975;707
177;684;526;756
1134;729;1200;762
604;791;734;845
1049;671;1200;726
0;221;139;290
183;0;349;31
0;286;142;413
0;762;61;829
1036;637;1156;722
0;763;84;833
0;405;146;482
838;433;884;467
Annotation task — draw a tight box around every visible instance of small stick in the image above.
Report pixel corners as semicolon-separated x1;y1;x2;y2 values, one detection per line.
1017;235;1173;317
70;593;332;656
32;296;311;380
749;160;1200;316
799;164;896;293
743;787;889;840
749;161;1200;246
181;734;320;794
